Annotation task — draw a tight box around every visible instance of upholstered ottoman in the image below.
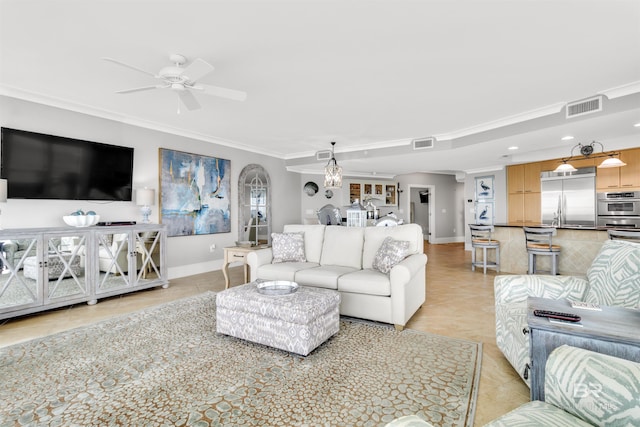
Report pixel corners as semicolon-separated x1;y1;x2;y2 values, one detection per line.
216;281;340;356
24;254;82;280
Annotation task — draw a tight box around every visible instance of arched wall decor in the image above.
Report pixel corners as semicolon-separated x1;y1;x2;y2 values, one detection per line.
238;164;272;245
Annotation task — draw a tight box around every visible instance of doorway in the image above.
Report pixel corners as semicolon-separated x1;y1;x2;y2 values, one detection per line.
406;184;435;244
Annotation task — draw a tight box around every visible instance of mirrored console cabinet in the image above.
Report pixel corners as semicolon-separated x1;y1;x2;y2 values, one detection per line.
0;224;168;320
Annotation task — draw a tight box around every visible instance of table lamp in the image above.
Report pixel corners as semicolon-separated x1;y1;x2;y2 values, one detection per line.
136;188;155;223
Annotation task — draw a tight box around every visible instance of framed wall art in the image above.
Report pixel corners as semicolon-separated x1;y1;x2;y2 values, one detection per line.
475;201;494;225
159;148;231;237
475;176;494;200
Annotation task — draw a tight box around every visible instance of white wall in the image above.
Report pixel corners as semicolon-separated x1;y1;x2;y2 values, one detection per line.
0;96;300;278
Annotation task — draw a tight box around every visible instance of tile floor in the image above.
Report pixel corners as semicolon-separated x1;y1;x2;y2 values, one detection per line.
0;242;530;426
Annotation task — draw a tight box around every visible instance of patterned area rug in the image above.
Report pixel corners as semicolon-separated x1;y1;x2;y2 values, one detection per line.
0;292;481;426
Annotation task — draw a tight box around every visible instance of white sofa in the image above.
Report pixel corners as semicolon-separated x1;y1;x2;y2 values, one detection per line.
246;224;427;330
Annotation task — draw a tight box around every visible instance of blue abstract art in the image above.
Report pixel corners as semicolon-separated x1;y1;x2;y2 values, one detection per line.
159;149;231;237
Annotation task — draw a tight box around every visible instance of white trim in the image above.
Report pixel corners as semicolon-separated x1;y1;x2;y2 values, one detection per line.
0;84;278;158
433;103;565;141
168;258;224;280
430;236;465;244
598;80;640;99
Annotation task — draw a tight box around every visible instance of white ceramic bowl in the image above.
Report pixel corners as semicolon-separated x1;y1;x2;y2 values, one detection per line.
63;215;100;227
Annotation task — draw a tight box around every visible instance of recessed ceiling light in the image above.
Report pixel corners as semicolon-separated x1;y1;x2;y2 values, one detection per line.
561;136;574;141
634;122;640;128
508;146;519;150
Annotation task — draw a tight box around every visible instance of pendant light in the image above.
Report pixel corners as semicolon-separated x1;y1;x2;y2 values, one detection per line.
324;141;343;189
553;141;626;173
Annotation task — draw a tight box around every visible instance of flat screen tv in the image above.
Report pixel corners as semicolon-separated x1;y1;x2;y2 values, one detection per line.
1;127;134;201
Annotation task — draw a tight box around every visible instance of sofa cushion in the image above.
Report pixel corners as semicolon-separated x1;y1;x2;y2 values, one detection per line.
295;265;359;290
372;237;410;274
363;224;423;269
256;262;320;282
483;400;593;427
283;224;326;263
338;269;391;296
584;239;640;308
271;232;306;263
319;226;365;269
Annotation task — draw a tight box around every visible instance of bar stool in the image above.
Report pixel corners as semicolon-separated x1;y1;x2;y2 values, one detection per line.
469;224;500;274
608;229;640;242
524;227;560;275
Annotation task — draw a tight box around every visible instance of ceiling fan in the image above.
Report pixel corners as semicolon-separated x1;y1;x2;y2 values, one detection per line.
102;54;247;111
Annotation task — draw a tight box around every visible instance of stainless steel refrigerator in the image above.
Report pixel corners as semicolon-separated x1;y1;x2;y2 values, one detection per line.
541;167;596;227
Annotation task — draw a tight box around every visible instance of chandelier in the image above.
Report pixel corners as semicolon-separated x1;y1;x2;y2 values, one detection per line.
324;141;343;189
554;141;626;173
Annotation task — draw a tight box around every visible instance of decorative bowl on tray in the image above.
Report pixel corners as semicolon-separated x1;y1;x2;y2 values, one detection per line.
63;214;100;227
257;280;299;295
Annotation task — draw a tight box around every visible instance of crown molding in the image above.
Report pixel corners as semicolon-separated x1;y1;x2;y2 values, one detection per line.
598;80;640;99
0;85;281;159
434;102;566;142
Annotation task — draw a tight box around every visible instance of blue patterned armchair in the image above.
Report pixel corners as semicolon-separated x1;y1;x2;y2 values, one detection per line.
484;345;640;426
494;239;640;386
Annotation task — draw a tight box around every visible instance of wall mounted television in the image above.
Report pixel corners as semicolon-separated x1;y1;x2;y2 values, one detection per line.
1;127;134;201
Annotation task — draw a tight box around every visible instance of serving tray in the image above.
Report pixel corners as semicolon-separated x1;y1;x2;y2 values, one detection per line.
257;280;299;296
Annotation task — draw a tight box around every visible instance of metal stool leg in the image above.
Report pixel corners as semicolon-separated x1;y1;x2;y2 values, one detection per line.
471;246;476;271
528;253;534;274
483;247;488;274
495;246;500;272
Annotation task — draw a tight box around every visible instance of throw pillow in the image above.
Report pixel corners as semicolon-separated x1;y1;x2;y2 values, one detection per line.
372;237;410;274
271;232;306;263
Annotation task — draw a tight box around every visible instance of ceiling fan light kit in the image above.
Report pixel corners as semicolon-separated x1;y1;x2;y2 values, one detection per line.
103;54;247;112
553;140;626;173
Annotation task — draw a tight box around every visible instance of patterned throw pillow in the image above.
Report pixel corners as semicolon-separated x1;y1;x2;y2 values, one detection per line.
271;232;306;263
372;237;410;274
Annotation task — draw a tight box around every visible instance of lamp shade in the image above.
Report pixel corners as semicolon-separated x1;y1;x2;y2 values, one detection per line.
136;188;155;206
598;156;627;168
553;162;577;173
0;179;6;203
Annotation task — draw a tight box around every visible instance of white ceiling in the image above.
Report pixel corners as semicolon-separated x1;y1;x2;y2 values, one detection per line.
1;0;639;178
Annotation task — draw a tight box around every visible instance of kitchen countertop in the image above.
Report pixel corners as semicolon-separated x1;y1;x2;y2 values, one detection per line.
493;223;621;231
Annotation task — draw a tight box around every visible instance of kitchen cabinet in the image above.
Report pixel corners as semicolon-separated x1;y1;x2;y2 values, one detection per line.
0;224;168;320
507;164;542;223
597;148;640;190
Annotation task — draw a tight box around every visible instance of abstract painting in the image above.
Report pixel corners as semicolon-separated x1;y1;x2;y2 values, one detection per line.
159;148;231;237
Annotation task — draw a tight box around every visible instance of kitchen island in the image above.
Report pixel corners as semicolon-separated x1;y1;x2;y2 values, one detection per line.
492;224;609;275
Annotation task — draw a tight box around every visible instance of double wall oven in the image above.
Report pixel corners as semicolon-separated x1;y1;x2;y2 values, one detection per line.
597;191;640;228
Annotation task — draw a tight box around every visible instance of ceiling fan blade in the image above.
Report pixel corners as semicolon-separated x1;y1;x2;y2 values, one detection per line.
115;85;165;94
196;84;247;101
102;57;157;78
178;90;201;111
180;58;214;83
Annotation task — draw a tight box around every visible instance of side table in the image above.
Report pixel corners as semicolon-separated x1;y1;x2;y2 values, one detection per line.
222;245;268;289
527;297;640;401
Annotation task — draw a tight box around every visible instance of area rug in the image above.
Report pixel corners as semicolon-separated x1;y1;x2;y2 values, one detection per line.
0;292;481;427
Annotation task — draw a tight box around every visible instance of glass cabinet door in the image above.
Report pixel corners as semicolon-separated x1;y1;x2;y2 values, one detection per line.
0;236;41;310
134;230;161;284
95;230;132;294
43;233;89;303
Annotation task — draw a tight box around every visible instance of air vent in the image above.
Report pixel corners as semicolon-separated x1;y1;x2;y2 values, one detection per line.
412;137;435;150
566;96;603;118
316;150;332;161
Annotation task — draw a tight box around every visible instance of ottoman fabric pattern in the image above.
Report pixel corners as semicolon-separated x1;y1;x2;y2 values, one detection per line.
24;255;83;280
216;282;340;356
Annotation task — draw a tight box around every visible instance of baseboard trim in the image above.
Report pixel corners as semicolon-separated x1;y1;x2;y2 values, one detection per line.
430;236;465;244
